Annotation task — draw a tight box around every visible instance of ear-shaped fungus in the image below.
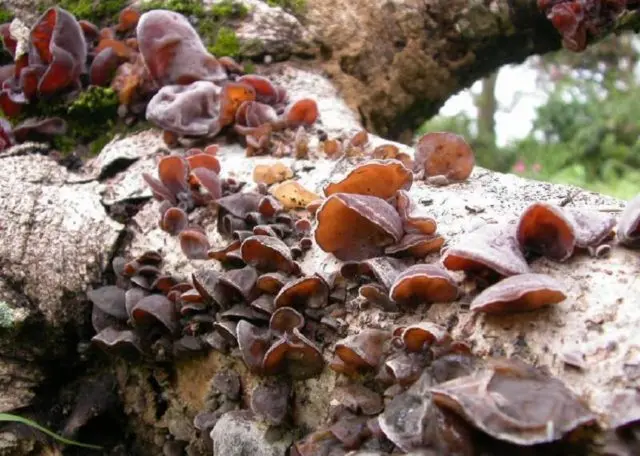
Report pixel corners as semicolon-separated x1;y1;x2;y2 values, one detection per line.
92;327;144;358
270;180;321;210
28;7;87;95
274;276;329;309
284;98;319;128
470;273;567;314
130;294;179;334
237;320;272;373
250;380;291;425
617;194;640;248
430;358;596;445
395;190;437;235
333;329;391;372
389;264;459;306
518;203;576;262
146;81;222;138
323;159;413;200
262;328;324;379
442;223;530;280
399;322;451;352
567;208;616;249
179;229;210;260
90;47;121;87
12;117;67;142
414;132;475;182
136;9;226;86
315;193;403;261
240;235;297;274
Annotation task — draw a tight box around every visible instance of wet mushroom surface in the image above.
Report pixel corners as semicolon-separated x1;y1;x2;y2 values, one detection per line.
1;2;638;456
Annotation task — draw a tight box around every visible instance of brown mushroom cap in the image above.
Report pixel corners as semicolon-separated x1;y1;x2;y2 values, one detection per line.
262;328;324;379
269;306;305;334
442;223;530;278
340;256;407;290
240;235;297;274
332;384;384;416
315;193;403;261
87;285;128;320
334;329;391;370
323;159;413;199
274;276;329;309
566;208;616;248
470;273;567;314
91;327;143;358
516;202;576;261
401;322;451;352
131;294;179;334
385;233;445;258
389;264;459;306
179;229;211;260
256;272;291;294
395;190;437;235
414;132;475;181
617;194;640;248
430;358;596;445
218;266;258;302
384;351;431;386
250;380;291;425
215;192;262;218
236;319;272;373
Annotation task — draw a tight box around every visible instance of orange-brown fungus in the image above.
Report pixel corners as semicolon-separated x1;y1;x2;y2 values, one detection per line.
220;82;256;126
179;229;210;260
389;264;459;306
269;306;304;334
262;328;324;379
274;276;329;309
236;320;272;373
270;180;322;210
470;273;567;314
324;159;413;200
401;322;451;352
414;132;475;182
333;329;391;371
442;223;530;279
430;358;596;445
516;202;576;261
240;235;297;274
386;233;444;258
395;190;437;235
315;193;403;261
285;98;319;128
253;162;293;185
117;6;141;33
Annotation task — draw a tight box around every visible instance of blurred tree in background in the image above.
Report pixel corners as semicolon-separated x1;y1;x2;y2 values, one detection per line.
418;32;640;199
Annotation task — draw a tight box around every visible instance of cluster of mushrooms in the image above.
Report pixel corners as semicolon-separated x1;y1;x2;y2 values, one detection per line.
86;114;640;454
538;0;639;52
0;5;319;154
25;1;628;453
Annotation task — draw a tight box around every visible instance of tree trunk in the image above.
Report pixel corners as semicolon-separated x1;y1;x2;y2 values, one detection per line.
1;1;639;455
476;72;499;147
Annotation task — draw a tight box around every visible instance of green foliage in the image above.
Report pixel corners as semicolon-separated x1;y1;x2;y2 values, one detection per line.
0;413;102;450
208;27;241;58
44;0;127;23
0;6;13;23
266;0;307;16
19;87;119;154
507;80;640;199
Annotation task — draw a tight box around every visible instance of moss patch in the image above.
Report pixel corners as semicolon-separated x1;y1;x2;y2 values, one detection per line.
40;0;128;24
266;0;307;16
0;6;13;24
18;87;120;154
208;26;240;57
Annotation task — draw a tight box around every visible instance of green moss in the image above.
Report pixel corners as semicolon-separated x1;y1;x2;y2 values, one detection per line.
0;7;13;23
41;0;128;24
266;0;306;16
19;87;120;154
208;27;241;58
